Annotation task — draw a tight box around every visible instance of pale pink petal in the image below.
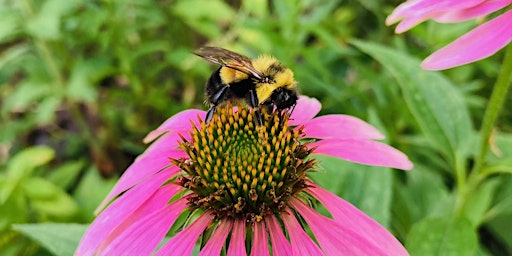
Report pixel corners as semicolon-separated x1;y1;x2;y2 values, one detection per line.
266;215;292;256
98;198;188;256
310;138;413;170
422;9;512;70
289;96;321;126
290;198;408;256
387;0;484;32
199;221;233;256
96;163;180;213
143;109;205;143
76;170;176;255
301;114;384;140
227;219;246;256
155;213;214;256
281;210;324;256
250;221;270;256
433;0;512;23
307;183;409;255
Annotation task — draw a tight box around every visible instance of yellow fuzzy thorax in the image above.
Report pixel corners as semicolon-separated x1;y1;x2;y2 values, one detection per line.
252;55;297;103
218;55;297;104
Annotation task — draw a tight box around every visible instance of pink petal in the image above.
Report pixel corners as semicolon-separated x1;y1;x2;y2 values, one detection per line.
76;170;176;255
227;219;247;256
143;132;191;157
266;215;292;256
301;114;384;140
433;0;512;23
155;213;214;256
281;210;324;256
96;162;180;213
307;183;409;256
422;9;512;70
387;0;484;32
290;198;407;256
250;221;270;256
199;221;233;256
98;198;188;256
289;96;321;126
310;138;413;170
143;109;205;143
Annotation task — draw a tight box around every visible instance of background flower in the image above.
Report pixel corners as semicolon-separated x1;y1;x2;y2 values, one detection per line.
386;0;512;70
76;96;412;255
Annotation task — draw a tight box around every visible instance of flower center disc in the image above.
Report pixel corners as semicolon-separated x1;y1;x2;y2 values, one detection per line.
175;106;314;223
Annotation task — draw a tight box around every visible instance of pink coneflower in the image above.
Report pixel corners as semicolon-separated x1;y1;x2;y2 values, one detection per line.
76;96;413;255
386;0;512;70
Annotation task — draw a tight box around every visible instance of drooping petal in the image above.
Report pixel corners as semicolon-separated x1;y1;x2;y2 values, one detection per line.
199;221;233;256
96;164;180;213
301;114;384;140
227;219;247;256
143;109;206;143
310;138;413;170
250;221;270;256
155;213;214;256
98;198;188;256
266;215;292;256
76;170;176;255
281;210;324;256
307;183;409;256
433;0;512;23
289;96;321;126
290;198;408;256
422;9;512;70
387;0;483;33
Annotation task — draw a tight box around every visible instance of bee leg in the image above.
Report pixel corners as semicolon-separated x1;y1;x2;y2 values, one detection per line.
248;89;263;126
206;86;229;123
205;107;216;124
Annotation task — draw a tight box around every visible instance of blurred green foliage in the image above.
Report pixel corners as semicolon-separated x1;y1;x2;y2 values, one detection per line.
1;0;511;255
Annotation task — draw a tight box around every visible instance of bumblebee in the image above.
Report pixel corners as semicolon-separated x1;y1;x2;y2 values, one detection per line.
194;46;298;125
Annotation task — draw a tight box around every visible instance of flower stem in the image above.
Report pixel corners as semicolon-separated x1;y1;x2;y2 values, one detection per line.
473;43;512;174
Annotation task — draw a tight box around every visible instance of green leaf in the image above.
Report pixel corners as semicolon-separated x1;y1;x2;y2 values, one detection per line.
0;8;21;42
406;216;478;256
25;0;81;39
74;166;117;221
1;146;55;203
311;155;392;227
172;0;235;38
352;40;473;163
12;223;88;256
47;160;85;190
0;181;27;230
22;177;79;219
6;146;55;178
462;178;500;227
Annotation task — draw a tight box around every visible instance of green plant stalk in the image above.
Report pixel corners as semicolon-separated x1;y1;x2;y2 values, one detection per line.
456;44;512;216
473;43;512;175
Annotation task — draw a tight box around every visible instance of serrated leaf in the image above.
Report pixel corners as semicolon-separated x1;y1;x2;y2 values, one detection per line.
12;223;88;256
352;40;472;164
406;216;477;256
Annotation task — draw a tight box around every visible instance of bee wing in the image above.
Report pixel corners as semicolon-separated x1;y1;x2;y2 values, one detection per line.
194;46;264;79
